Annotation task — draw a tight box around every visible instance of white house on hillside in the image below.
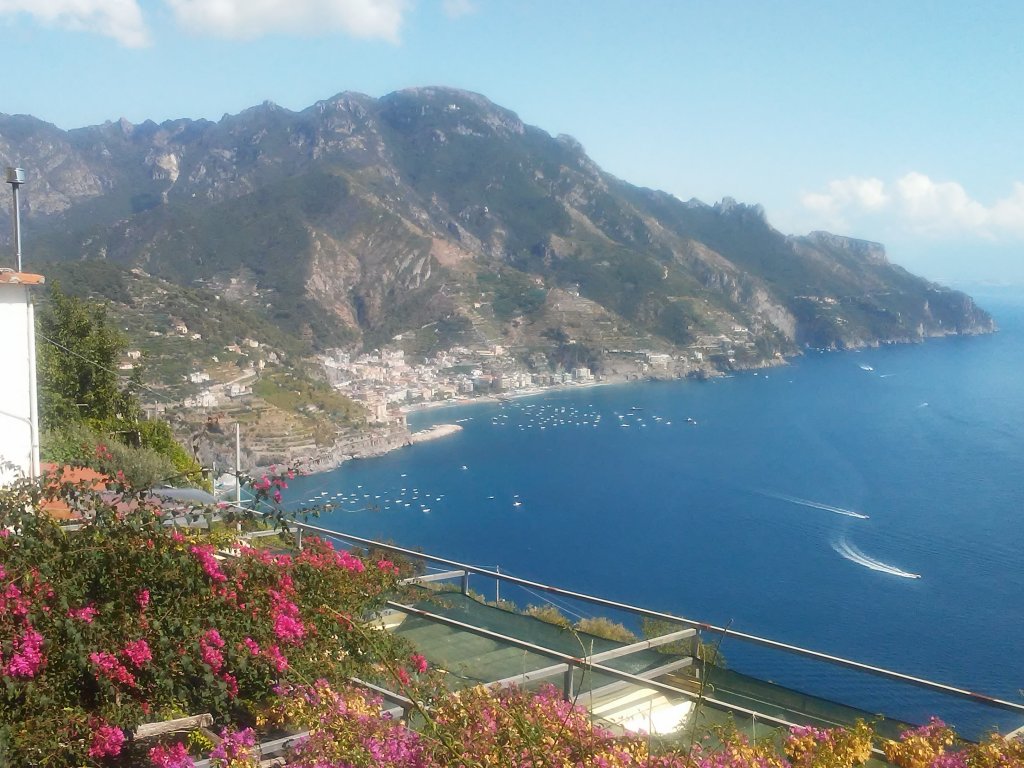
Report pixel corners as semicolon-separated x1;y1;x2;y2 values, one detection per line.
0;271;44;484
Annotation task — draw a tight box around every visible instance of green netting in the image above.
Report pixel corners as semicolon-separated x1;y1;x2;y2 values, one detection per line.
388;590;907;764
392;591;679;692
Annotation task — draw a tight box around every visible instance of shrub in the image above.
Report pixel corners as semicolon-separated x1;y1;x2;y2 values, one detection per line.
524;603;571;628
575;616;637;643
0;474;407;766
41;421;186;490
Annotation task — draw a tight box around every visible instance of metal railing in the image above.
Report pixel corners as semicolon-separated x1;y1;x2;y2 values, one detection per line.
268;516;1024;719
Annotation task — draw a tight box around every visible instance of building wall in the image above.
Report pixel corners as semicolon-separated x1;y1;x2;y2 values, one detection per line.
0;283;39;483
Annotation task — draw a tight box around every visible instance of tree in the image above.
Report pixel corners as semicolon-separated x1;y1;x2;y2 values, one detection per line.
36;284;141;433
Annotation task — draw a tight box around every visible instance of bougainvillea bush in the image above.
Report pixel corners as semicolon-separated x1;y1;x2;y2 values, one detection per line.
2;473;1023;767
220;682;1024;768
0;473;408;766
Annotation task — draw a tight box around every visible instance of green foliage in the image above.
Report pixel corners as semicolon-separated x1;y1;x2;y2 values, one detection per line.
0;476;406;766
136;421;205;488
477;269;547;320
36;285;205;488
40;422;180;490
41;261;132;305
524;604;571;629
398;314;474;360
574;616;637;643
252;370;366;426
37;284;140;432
642;618;728;668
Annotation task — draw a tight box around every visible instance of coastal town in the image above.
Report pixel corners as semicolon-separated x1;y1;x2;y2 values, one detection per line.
139;327;744;474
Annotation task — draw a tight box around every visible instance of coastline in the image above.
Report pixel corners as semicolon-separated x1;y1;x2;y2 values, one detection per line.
293;367;772;477
281;324;993;479
400;374;639;415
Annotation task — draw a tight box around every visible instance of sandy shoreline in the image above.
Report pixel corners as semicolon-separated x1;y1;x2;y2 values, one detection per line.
400;375;634;415
409;423;463;443
297;365;774;477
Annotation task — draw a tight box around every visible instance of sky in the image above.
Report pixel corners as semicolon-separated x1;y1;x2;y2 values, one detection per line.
1;0;1023;284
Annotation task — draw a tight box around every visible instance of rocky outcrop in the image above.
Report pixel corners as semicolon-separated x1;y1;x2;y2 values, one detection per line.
0;87;993;362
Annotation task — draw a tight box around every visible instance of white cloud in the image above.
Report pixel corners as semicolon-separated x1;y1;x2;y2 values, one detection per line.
0;0;149;47
164;0;409;43
801;176;888;226
801;172;1024;240
442;0;476;19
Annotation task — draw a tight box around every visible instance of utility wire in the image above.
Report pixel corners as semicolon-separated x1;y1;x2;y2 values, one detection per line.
37;331;181;408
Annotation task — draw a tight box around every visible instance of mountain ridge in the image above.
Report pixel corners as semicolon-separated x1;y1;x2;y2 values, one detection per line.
0;85;994;370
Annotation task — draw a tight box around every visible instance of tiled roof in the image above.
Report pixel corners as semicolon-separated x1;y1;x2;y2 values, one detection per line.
38;463;111;520
0;270;45;286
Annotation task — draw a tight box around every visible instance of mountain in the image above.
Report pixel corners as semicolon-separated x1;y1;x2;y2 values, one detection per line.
0;87;994;369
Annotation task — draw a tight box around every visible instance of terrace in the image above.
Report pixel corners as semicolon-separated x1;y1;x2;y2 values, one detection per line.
230;517;1024;764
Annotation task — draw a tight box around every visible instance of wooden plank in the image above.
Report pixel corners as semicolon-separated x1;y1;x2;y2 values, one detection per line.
133;713;213;739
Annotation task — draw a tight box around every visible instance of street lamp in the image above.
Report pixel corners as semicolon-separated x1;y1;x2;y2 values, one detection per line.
6;166;26;272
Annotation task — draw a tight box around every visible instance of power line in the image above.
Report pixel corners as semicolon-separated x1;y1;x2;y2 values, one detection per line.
37;331;180;408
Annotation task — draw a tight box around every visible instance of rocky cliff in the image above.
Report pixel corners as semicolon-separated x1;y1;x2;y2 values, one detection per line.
0;86;994;366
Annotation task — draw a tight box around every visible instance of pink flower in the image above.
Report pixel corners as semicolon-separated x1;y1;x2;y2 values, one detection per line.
89;650;136;687
273;489;282;503
220;672;239;698
0;528;10;538
242;637;261;655
3;628;45;679
136;589;151;609
199;629;225;672
396;666;411;686
263;643;289;672
88;723;125;758
2;583;29;616
338;550;365;572
149;741;195;768
377;558;398;573
211;727;256;762
273;612;305;644
123;638;152;668
189;544;227;583
68;604;98;623
410;653;428;674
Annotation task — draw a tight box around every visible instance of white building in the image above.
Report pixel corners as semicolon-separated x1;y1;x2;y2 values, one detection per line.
0;271;43;483
184;390;218;408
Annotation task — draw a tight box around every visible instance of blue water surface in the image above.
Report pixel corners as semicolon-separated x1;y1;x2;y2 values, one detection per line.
288;287;1024;736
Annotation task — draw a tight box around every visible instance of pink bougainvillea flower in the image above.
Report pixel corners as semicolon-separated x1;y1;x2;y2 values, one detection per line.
189;544;227;583
3;628;45;679
67;604;98;623
149;741;195;768
89;651;137;687
122;638;152;668
87;722;125;758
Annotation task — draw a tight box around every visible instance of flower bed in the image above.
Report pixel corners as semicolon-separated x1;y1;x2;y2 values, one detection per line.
1;473;1021;767
0;473;407;765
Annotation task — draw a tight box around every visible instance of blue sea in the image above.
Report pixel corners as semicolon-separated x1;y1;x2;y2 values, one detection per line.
289;286;1024;737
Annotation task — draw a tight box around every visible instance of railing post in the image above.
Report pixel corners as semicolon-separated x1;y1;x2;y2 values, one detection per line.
563;663;574;700
295;528;303;551
461;571;470;595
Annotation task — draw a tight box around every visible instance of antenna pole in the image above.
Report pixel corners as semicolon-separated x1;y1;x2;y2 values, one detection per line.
6;167;25;271
235;423;242;506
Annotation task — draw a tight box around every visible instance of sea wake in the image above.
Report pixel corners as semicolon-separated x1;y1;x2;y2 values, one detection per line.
831;538;921;579
759;491;869;519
